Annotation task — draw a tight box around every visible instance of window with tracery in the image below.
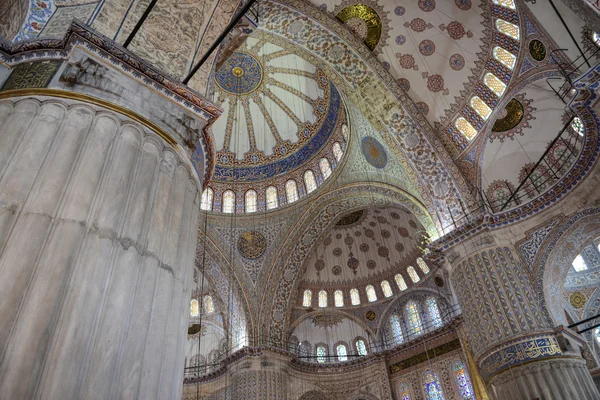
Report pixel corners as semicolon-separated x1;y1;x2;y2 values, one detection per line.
316;345;327;363
200;188;213;211
334;290;344;307
285;180;299;203
572;254;588;272
336;344;348;361
416;258;430;274
496;19;520;40
204;295;214;314
455;117;478;140
493;47;516;70
304;170;317;194
452;361;475;399
407;266;420;283
492;0;515;9
319;158;332;179
245;190;257;213
350;288;360;305
266;186;278;209
303;289;312;307
390;314;404;344
406;301;423;336
427;297;443;328
470;96;492;120
333;142;343;162
398;383;411;400
381;280;393;297
395;274;408;291
423;369;445;400
571;117;585;137
190;299;199;317
366;285;377;302
484;73;506;97
356;339;367;356
318;290;328;307
222;190;235;213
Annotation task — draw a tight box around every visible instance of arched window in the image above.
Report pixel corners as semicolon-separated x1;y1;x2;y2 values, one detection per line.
200;188;213;211
470;96;492;120
190;299;199;317
493;46;516;70
266;186;278;209
204;295;214;314
455;117;478;140
422;369;445;400
318;290;328;307
334;290;344;307
381;280;393;297
398;383;412;400
390;314;404;344
366;285;377;302
304;170;317;194
407;266;420;283
572;254;588;272
356;339;367;356
333;142;343;162
593;32;600;47
299;341;311;357
245;190;257;213
303;289;312;307
350;288;360;305
285;180;299;203
336;344;348;361
495;19;519;40
395;274;408;291
483;73;506;97
316;345;327;363
452;361;475;399
427;297;443;328
595;328;600;344
406;301;423;336
492;0;515;9
571;117;585;137
319;158;332;179
222;190;235;213
416;258;430;274
342;124;349;141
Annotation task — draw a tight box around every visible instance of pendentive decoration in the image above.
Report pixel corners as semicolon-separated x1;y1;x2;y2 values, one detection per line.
335;210;365;226
361;136;388;168
334;1;390;54
237;230;267;259
490;95;535;142
529;39;546;62
570;292;586;309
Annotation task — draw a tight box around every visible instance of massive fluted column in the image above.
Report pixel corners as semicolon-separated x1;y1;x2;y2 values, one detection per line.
449;244;599;400
0;96;201;399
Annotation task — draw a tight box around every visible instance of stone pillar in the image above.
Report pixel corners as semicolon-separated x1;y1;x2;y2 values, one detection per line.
0;96;202;400
450;245;600;400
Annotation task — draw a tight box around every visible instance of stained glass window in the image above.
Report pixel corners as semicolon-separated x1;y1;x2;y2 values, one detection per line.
492;0;515;9
190;299;199;317
416;258;430;274
204;295;214;314
366;285;377;302
334;290;344;307
286;180;299;203
303;289;312;307
222;190;235;213
427;297;443;328
317;345;326;363
336;344;348;361
201;188;213;211
572;254;588;272
407;266;420;283
453;361;475;399
423;369;445;400
318;290;328;307
571;117;585;137
493;46;516;70
320;158;332;179
455;117;478;140
350;288;360;305
266;186;278;209
381;280;393;297
484;73;506;97
395;274;408;291
470;96;492;120
342;124;349;141
333;142;343;162
496;19;520;40
398;383;411;400
304;170;317;194
245;190;257;213
406;301;423;336
356;339;367;355
390;314;404;344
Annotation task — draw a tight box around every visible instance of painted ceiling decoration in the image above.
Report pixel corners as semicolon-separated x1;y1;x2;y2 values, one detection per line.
361;136;388;168
334;1;389;53
335;210;366;226
491;97;526;135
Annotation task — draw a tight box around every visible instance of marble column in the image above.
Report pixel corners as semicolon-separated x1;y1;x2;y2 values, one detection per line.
450;245;600;400
0;96;202;400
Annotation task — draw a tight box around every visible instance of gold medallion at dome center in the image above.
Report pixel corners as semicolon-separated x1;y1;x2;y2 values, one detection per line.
232;67;244;77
